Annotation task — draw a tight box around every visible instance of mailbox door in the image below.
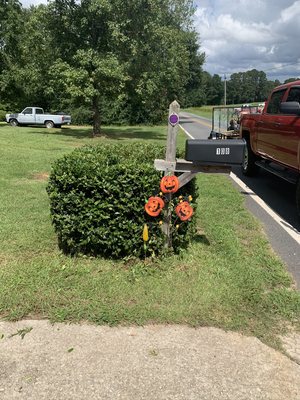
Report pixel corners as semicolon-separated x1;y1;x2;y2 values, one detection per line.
185;139;245;165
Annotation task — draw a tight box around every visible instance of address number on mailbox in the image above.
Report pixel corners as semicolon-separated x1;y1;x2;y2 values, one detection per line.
185;139;246;166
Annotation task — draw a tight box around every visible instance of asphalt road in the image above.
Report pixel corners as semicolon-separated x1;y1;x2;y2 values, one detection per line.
180;111;212;140
180;111;300;287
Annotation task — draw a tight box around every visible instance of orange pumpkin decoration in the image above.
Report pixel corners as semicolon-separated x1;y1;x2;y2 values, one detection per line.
175;201;193;221
160;175;179;194
145;196;165;217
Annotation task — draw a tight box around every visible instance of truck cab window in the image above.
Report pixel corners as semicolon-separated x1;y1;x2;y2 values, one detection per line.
266;90;286;114
35;108;44;114
287;87;300;103
23;108;33;114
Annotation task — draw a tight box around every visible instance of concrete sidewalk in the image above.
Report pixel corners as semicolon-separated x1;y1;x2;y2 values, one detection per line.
0;320;300;400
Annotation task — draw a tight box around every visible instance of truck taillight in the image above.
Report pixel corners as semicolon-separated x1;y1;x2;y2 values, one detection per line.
62;116;65;122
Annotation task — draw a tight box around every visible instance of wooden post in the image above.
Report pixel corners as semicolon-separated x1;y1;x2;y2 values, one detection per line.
162;100;180;249
165;100;180;163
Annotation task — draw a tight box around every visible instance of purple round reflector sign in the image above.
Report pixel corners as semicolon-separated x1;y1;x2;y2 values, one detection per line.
169;113;179;126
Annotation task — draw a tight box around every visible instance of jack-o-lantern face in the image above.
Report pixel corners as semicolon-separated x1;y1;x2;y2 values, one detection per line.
145;196;165;217
175;201;193;221
160;175;179;194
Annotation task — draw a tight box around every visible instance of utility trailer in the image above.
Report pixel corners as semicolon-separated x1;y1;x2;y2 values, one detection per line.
209;105;262;139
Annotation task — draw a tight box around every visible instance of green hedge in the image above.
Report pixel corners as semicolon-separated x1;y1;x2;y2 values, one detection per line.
47;142;198;259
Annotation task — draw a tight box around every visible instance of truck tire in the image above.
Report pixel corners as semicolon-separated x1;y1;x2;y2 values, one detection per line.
10;119;18;127
296;179;300;218
45;120;54;129
242;138;259;176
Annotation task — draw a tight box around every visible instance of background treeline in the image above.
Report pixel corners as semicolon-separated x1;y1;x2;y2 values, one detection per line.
0;0;298;133
0;0;205;134
190;71;299;107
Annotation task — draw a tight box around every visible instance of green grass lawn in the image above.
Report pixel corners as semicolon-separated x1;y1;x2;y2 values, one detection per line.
183;103;262;119
0;122;299;349
182;106;213;119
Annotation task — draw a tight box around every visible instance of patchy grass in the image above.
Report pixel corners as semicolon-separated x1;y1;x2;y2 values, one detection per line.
0;122;299;349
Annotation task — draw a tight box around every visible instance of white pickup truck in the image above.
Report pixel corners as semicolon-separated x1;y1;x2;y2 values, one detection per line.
6;107;71;128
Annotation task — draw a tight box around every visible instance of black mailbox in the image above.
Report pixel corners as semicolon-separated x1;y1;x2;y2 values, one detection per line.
185;139;245;166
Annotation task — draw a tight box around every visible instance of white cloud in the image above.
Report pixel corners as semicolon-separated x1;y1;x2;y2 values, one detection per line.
198;12;273;44
280;0;300;22
194;0;300;81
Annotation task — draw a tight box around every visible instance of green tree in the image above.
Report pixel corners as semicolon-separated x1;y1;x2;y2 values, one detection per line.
108;0;202;123
0;0;25;108
48;50;126;135
45;0;202;131
227;69;271;104
183;38;205;107
206;73;223;105
284;77;300;84
0;3;54;109
1;0;204;127
17;5;54;108
241;69;268;102
227;72;243;104
0;0;23;59
45;0;126;135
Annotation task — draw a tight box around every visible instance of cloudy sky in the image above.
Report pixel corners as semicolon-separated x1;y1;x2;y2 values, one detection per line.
21;0;300;82
194;0;300;81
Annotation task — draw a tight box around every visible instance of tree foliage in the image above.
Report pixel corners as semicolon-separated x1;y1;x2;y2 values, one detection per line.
0;0;205;132
0;0;297;122
0;0;26;108
226;69;269;104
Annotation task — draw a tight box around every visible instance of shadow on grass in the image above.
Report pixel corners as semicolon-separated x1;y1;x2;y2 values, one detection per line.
193;233;211;246
24;125;166;141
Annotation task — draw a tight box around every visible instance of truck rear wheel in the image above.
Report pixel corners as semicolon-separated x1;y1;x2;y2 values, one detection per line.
45;120;54;129
10;119;18;127
242;139;259;176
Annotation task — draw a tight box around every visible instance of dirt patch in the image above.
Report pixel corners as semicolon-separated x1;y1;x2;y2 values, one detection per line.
0;253;11;267
32;172;49;181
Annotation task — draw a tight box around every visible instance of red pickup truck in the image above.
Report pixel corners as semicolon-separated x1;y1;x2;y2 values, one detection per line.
240;80;300;216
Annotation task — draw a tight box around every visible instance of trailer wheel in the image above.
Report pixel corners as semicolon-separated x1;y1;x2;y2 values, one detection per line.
242;138;259;176
296;179;300;218
10;119;18;127
45;120;54;129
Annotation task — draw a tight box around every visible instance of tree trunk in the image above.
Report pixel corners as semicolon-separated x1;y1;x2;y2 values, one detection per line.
92;95;101;137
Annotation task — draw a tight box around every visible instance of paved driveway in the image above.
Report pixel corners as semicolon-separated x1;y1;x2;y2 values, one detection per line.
0;320;300;400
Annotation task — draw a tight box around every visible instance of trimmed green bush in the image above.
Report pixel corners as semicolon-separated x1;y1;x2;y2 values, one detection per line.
47;142;198;259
